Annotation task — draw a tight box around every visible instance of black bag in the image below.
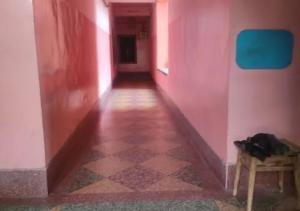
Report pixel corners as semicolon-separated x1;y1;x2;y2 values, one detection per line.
234;133;290;161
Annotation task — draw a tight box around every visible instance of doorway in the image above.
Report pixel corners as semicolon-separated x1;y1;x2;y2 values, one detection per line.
112;14;151;73
118;35;137;64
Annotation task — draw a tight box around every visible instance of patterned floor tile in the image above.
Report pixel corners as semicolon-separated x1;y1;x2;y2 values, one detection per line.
93;142;134;155
67;168;104;193
83;157;134;177
97;133;129;143
138;128;179;137
274;197;299;211
162;135;188;145
55;200;219;211
101;122;135;131
144;177;202;192
80;149;105;164
44;75;224;201
141;155;190;175
139;141;180;153
131;121;171;129
167;146;205;163
109;165;163;191
116;148;157;163
122;134;154;145
71;179;133;194
172;165;203;187
215;200;243;211
220;196;286;211
0;205;53;210
49;206;63;211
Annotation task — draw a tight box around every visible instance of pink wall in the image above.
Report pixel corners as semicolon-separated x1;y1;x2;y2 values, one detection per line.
71;0;113;96
227;0;300;164
155;0;168;68
0;1;46;169
33;0;112;164
150;3;157;75
113;3;152;16
154;0;231;162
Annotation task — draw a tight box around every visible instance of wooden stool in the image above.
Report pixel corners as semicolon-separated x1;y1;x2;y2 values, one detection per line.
233;142;300;211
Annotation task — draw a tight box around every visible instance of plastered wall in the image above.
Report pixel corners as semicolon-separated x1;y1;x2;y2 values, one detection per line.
227;0;300;164
155;0;168;69
155;0;300;173
0;0;46;170
155;0;231;162
33;0;112;164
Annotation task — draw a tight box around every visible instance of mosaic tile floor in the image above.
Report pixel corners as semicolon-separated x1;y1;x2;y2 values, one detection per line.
1;196;299;211
52;75;222;198
0;74;298;210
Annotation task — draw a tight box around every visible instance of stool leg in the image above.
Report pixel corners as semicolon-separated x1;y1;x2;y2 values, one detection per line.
247;158;256;211
294;159;300;208
278;171;284;193
233;150;242;196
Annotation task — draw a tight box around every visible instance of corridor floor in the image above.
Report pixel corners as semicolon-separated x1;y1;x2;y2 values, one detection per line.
53;74;225;199
1;74;298;210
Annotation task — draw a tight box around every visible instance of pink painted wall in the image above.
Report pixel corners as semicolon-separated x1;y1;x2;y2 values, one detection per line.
227;0;300;164
154;0;231;162
113;3;152;16
112;4;152;73
109;0;155;3
33;0;112;164
150;3;157;75
155;0;168;68
0;1;46;169
71;0;113;96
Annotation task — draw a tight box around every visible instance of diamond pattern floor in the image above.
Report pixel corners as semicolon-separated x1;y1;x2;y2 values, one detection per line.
52;75;223;197
1;74;298;210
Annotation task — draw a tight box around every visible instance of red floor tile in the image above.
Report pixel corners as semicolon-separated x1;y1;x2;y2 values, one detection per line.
50;74;224;201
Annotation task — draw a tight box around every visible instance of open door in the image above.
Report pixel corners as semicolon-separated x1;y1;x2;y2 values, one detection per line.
118;35;137;64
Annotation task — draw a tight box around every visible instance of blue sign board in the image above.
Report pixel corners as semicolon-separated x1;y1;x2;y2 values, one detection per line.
236;30;294;70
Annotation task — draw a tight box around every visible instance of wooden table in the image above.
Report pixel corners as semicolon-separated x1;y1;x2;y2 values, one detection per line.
233;142;300;211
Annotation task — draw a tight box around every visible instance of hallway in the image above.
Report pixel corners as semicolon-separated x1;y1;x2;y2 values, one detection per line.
1;0;300;210
1;75;297;210
53;74;223;198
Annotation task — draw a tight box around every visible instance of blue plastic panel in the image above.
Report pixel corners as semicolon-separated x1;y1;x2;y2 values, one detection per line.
236;30;294;69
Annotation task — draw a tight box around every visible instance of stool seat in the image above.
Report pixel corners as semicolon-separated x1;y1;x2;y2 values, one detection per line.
233;140;300;211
